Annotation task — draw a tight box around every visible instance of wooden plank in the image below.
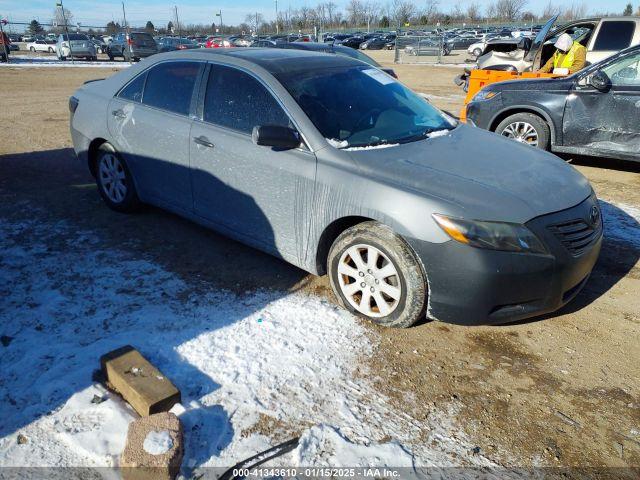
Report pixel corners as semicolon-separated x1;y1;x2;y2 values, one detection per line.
101;345;181;417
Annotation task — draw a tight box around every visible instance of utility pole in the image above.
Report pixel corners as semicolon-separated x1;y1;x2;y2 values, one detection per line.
56;1;74;64
275;0;279;33
122;2;131;63
174;5;181;37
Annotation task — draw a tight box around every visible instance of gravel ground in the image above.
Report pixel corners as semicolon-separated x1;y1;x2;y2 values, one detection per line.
0;62;638;472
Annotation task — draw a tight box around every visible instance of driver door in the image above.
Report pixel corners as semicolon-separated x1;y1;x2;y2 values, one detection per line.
562;49;640;159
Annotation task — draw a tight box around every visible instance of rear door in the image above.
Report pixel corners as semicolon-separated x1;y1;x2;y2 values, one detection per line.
189;63;317;260
107;60;204;211
562;49;640;159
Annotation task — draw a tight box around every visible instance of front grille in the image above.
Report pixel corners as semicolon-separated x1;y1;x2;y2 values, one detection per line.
548;217;602;256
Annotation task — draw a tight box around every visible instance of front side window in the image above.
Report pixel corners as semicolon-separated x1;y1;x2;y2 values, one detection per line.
203;64;290;134
276;65;455;148
593;21;635;51
602;51;640;86
142;61;201;115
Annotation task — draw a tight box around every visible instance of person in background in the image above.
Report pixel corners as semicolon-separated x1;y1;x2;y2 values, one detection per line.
539;33;586;75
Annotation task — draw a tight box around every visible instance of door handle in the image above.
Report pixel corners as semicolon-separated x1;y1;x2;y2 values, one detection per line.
111;109;126;119
193;136;215;148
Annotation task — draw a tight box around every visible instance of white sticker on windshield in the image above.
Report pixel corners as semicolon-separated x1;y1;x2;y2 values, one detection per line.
362;68;395;85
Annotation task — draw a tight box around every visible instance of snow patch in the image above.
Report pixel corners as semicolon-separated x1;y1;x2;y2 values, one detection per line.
143;430;173;455
326;138;349;149
426;129;451;139
293;424;414;467
345;143;399;151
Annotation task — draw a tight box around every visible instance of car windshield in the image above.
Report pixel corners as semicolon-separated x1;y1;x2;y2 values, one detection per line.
277;65;455;148
333;47;381;67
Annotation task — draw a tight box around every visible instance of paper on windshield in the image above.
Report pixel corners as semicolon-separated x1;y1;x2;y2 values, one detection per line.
362;68;395;85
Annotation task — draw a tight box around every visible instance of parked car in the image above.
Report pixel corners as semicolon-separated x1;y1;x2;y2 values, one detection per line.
478;15;640;72
341;36;367;49
107;32;158;61
404;37;451;56
324;33;352;45
205;36;232;48
91;38;108;54
466;44;640;162
27;39;56;53
8;43;18;51
56;33;97;61
8;33;22;42
444;34;481;50
360;35;396;50
158;37;200;53
69;48;602;328
250;39;278;47
231;35;252;47
21;34;34;43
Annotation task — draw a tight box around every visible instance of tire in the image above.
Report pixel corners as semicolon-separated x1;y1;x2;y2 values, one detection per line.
48;47;54;53
59;56;66;61
328;221;427;328
95;143;140;213
495;112;551;151
472;48;482;57
30;47;35;52
108;52;114;61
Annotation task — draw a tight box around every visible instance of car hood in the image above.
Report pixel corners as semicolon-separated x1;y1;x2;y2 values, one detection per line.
346;124;591;223
485;76;575;92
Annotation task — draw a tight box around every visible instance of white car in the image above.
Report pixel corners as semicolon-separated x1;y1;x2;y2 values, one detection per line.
27;40;56;53
467;41;486;58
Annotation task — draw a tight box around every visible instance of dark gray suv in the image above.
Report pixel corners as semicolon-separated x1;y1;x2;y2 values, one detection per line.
69;49;602;328
107;32;157;61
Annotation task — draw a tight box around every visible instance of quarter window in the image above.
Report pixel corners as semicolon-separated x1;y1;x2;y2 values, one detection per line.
602;51;640;86
593;22;636;51
142;61;201;115
203;64;290;134
118;72;146;102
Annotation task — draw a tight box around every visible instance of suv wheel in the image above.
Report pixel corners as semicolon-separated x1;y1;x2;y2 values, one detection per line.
495;112;551;150
95;143;140;212
328;221;428;328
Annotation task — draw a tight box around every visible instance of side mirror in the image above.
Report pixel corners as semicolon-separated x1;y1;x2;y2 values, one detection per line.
588;70;611;91
252;125;300;149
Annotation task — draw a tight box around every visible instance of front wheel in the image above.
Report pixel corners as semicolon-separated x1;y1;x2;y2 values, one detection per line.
328;221;428;328
495;112;551;150
472;48;482;57
95;143;140;213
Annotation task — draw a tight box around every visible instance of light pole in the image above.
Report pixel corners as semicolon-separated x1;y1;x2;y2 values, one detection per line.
215;10;222;34
275;0;279;34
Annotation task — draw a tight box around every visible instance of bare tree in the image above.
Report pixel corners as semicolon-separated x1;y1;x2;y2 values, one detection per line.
493;0;527;21
466;2;482;22
244;13;265;33
346;0;364;26
541;1;560;19
391;0;416;26
424;0;440;24
52;6;74;33
561;2;588;20
362;0;381;30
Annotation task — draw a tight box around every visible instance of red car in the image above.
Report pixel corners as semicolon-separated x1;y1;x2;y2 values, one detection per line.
205;36;232;48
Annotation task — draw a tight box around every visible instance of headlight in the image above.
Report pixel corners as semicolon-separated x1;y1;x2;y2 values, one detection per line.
472;89;499;102
432;214;547;254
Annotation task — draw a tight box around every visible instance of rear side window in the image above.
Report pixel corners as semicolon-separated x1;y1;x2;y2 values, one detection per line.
203;65;290;134
593;21;636;51
142;61;201;115
119;72;147;102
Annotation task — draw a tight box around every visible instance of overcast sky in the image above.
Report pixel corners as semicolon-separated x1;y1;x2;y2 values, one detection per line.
0;0;635;28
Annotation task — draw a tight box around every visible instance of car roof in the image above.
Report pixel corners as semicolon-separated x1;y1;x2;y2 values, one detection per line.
156;48;362;74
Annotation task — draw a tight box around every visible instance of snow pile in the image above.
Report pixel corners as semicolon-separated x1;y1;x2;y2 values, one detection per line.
600;201;640;249
0;209;489;471
143;430;173;455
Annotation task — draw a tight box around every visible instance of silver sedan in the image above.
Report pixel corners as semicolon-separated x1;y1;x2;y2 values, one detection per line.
69;49;601;327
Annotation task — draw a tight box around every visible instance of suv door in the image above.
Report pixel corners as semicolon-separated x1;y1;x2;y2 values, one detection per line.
190;63;317;261
588;19;637;64
562;49;640;160
107;60;204;210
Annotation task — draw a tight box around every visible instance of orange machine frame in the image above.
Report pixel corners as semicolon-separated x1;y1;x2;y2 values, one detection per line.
459;70;559;122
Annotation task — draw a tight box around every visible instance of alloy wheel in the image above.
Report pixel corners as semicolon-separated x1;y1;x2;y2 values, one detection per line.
337;244;402;318
98;153;127;203
501;121;539;147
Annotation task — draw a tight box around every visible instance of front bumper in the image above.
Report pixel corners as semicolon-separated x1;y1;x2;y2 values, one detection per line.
465;97;501;130
60;46;96;57
407;195;603;325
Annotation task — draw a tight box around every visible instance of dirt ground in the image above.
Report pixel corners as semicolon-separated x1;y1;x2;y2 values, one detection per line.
1;63;638;472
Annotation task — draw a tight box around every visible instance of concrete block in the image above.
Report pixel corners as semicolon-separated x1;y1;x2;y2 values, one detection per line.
121;412;183;480
101;345;181;417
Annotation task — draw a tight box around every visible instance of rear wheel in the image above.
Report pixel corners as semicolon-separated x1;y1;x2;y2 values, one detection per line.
495;112;551;150
30;47;35;52
328;221;428;328
48;47;54;53
472;47;482;57
95;143;140;213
